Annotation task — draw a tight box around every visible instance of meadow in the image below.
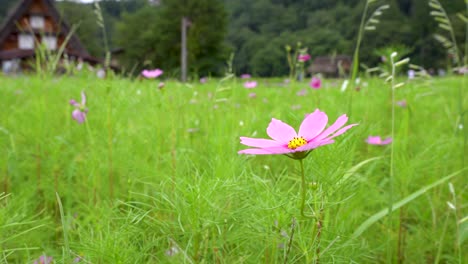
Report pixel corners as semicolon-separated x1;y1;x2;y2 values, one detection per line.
0;72;466;263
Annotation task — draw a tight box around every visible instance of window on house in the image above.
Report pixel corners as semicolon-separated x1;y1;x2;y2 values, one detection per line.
18;34;35;49
30;16;45;29
42;36;57;50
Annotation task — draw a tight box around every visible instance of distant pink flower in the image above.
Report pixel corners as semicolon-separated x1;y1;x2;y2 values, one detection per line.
249;92;257;98
310;77;321;89
33;255;53;264
238;109;357;159
296;89;307;96
407;69;415;79
366;136;392;145
241;73;251;79
298;54;311;62
244;81;257;89
70;91;88;124
158;82;165;89
200;77;207;83
142;68;163;79
396;100;407;107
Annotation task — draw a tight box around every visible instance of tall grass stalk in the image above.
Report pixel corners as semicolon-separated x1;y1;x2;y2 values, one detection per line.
348;0;389;114
429;0;466;168
55;192;70;260
94;2;111;69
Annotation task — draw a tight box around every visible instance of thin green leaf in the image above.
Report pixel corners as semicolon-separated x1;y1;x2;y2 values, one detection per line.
438;23;452;31
351;168;466;239
336;157;382;187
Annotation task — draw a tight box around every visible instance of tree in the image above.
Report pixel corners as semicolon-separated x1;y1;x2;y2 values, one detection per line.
115;0;228;77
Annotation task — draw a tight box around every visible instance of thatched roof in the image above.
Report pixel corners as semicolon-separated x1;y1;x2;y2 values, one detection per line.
0;0;95;63
308;55;352;76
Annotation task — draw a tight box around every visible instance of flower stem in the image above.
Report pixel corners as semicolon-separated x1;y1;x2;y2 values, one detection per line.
299;159;307;218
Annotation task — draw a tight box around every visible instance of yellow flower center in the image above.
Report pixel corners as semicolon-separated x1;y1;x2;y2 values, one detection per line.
287;136;307;150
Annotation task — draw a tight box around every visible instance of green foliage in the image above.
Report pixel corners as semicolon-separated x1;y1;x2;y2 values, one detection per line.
115;0;228;77
0;74;466;263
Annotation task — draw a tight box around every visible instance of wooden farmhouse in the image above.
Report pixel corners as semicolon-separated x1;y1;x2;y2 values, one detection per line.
308;55;352;77
0;0;98;73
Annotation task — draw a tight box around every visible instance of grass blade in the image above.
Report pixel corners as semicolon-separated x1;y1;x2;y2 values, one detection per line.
351;168;466;239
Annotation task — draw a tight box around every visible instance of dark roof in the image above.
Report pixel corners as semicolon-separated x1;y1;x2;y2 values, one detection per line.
0;0;90;58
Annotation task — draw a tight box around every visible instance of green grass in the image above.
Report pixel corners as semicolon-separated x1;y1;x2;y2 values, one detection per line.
0;73;466;263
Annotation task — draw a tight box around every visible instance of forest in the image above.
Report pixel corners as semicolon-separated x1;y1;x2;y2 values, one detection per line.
0;0;466;77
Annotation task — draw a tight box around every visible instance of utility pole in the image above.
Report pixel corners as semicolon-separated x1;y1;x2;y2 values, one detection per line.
181;17;188;82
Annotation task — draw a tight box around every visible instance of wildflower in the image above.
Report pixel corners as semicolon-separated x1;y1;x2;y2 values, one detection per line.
244;81;257;89
407;69;415;79
296;89;307;96
240;73;251;79
158;82;165;90
340;79;349;92
200;77;207;83
248;92;257;98
70;91;88;124
366;136;392;145
96;68;106;79
396;100;407;107
238;109;357;159
298;54;311;62
33;255;53;264
309;77;321;89
142;68;163;79
165;246;179;257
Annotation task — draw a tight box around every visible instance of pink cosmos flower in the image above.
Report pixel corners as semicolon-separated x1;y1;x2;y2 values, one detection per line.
238;109;357;159
298;54;311;62
200;77;207;83
248;92;257;98
310;77;321;89
396;100;407;107
158;82;165;90
244;81;257;89
70;91;88;124
33;255;53;264
241;73;251;79
366;136;392;145
141;68;163;79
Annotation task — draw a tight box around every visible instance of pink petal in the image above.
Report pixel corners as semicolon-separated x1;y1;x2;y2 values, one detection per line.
72;109;86;124
244;81;257;89
382;137;393;144
366;136;381;144
298;109;328;141
238;146;292;155
240;137;282;148
310;77;321;89
296;140;335;151
314;114;348;141
266;118;297;144
322;123;358;141
69;99;80;107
